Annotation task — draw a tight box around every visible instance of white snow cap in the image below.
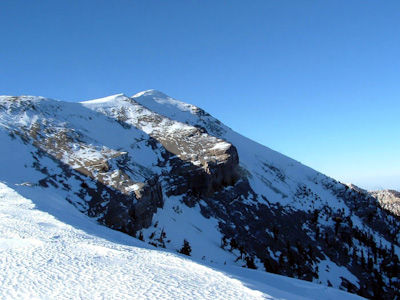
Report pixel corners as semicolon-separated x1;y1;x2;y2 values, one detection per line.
133;89;169;98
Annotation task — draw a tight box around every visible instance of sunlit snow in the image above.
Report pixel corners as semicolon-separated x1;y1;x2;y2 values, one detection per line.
0;183;363;299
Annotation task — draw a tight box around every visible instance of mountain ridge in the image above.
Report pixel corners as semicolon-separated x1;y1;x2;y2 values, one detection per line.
0;92;399;299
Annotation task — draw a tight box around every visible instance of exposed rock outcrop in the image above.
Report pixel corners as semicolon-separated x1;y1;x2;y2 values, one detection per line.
165;142;239;198
82;95;240;199
129;177;163;230
370;189;400;216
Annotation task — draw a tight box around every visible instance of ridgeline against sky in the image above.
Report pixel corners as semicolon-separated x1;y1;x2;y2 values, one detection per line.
1;0;399;190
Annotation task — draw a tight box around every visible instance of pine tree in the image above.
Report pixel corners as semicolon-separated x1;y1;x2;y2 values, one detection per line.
138;231;144;241
230;238;238;250
179;239;192;256
245;256;257;269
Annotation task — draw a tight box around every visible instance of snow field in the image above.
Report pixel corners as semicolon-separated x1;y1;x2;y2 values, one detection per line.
0;183;265;300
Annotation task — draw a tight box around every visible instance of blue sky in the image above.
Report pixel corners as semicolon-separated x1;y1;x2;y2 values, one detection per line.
1;0;399;190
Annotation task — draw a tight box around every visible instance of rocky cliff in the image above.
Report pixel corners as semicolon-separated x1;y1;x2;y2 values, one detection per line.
370;189;400;217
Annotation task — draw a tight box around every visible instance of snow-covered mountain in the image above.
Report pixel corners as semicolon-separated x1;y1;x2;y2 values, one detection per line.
0;91;399;299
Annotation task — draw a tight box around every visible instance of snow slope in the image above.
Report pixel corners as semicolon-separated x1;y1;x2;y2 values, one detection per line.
0;182;364;300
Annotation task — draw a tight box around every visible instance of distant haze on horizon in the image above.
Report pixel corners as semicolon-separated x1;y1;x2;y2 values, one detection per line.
1;0;399;191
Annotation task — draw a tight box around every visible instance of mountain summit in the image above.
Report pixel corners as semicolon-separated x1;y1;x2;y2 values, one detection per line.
0;92;399;299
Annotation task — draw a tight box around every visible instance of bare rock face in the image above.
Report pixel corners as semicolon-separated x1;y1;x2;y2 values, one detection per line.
129;177;163;230
370;189;400;216
82;95;240;200
165;142;239;199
